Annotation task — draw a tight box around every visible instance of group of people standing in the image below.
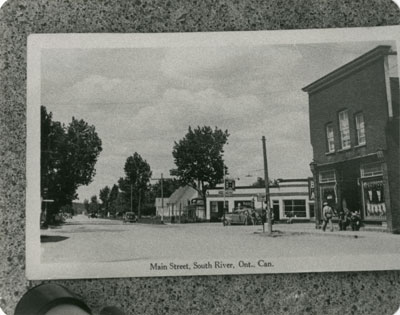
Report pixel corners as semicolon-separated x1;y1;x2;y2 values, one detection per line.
321;202;362;232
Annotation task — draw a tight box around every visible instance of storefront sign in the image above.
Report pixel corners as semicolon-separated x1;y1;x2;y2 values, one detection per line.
225;179;236;191
308;177;315;200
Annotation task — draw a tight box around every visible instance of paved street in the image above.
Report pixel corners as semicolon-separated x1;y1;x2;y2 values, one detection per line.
41;215;400;263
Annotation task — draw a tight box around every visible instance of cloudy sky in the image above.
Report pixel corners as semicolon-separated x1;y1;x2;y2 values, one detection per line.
41;38;396;201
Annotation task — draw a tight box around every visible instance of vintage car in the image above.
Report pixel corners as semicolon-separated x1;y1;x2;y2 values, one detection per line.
222;208;263;226
123;212;137;223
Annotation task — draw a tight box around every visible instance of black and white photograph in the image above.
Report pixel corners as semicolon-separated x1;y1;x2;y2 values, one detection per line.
26;26;400;279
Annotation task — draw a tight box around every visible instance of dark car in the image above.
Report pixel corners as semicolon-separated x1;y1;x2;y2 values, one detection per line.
123;212;137;223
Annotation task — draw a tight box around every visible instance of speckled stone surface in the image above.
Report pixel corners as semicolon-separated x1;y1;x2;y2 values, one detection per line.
1;0;400;314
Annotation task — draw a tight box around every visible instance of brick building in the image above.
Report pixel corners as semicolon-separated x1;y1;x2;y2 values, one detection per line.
303;45;400;233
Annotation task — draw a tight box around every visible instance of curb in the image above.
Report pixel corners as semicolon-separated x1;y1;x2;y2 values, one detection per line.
255;230;363;239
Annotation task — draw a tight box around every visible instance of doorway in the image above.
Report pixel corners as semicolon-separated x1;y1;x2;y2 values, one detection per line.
339;163;361;212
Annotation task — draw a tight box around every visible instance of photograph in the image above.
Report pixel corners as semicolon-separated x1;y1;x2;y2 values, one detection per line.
26;26;400;279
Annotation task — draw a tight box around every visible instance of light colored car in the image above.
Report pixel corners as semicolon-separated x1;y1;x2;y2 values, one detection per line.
222;208;264;226
222;208;250;226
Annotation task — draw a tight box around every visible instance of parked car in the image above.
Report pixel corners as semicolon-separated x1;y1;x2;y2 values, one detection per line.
222;208;264;226
123;212;137;223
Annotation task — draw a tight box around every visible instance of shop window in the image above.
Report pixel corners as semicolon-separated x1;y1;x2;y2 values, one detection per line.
361;162;383;178
234;200;252;209
338;110;351;149
363;180;386;218
319;170;336;183
326;123;335;152
283;200;306;218
355;112;366;145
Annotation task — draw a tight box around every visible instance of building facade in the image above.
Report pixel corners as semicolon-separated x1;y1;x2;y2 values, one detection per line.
303;45;400;233
206;179;314;222
164;186;199;219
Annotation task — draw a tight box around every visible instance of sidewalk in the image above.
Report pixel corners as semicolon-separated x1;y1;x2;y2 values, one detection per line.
267;222;389;238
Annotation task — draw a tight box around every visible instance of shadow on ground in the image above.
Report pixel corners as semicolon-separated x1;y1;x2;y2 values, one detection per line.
40;235;69;243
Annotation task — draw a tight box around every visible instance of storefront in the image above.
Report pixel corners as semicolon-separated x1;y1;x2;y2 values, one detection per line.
206;179;314;222
360;162;386;221
315;160;388;224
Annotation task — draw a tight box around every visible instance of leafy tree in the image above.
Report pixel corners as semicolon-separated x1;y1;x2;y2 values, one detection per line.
89;195;99;214
119;153;152;218
252;177;265;188
41;106;102;223
150;178;181;199
142;178;181;217
108;184;119;216
99;186;110;214
83;199;89;214
114;191;128;215
251;177;279;188
170;126;229;202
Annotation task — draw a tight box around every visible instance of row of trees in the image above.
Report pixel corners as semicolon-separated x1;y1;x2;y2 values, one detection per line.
41;106;102;224
87;126;230;218
86;154;181;218
42;106;231;221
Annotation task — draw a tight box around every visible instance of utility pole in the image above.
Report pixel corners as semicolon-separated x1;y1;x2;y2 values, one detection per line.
160;173;164;224
223;167;226;222
130;183;133;213
262;136;272;235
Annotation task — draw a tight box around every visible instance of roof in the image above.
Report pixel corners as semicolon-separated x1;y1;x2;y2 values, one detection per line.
208;178;309;191
168;186;197;204
302;45;394;94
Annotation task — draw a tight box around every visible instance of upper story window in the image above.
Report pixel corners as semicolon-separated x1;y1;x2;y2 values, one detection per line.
338;110;351;149
326;123;335;153
319;170;336;183
361;162;383;178
355;112;366;145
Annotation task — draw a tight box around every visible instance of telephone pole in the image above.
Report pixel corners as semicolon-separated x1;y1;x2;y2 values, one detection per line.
262;136;272;235
130;183;133;213
223;167;226;222
160;173;164;224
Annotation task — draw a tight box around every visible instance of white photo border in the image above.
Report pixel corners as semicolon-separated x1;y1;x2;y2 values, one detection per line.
27;26;400;280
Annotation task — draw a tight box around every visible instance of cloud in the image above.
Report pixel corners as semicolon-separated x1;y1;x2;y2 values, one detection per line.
127;87;265;136
44;74;158;107
159;45;303;96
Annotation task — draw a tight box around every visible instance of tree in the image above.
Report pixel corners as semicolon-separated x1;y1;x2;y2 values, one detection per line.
143;178;181;217
99;186;110;214
251;177;279;188
170;126;229;202
108;184;119;216
150;178;181;199
119;153;152;218
83;199;89;215
41;106;102;224
89;195;99;215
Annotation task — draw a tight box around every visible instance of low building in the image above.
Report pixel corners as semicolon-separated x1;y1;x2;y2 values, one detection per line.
206;179;314;222
165;185;199;219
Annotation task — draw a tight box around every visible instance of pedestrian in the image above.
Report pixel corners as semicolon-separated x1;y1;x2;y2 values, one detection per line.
338;207;351;231
350;210;362;231
250;209;257;225
322;201;334;232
